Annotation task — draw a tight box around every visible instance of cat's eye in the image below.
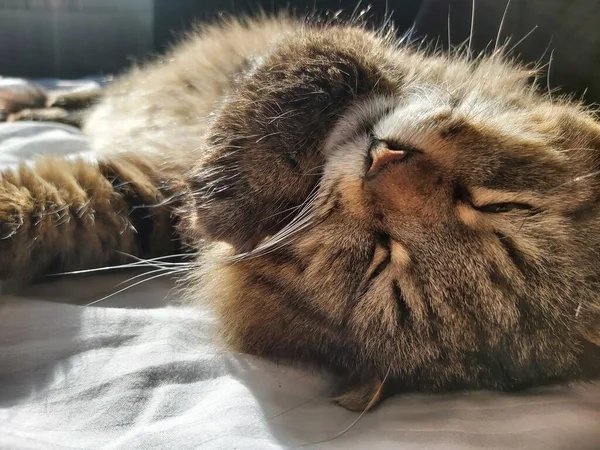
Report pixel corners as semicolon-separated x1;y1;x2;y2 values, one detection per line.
476;202;533;213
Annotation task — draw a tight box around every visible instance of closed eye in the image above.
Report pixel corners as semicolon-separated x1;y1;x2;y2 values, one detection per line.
475;202;533;213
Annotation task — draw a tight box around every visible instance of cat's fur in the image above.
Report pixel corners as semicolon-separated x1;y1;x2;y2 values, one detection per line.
1;15;599;411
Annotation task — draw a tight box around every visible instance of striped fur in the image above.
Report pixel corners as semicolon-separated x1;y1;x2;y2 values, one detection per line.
1;15;599;410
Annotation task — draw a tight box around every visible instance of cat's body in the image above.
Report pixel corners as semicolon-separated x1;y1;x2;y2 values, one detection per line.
1;15;599;410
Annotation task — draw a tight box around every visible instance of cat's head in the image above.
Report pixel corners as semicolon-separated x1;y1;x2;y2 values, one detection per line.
183;22;600;402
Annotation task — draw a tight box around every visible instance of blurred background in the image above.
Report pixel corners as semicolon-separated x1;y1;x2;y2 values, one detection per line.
2;0;600;102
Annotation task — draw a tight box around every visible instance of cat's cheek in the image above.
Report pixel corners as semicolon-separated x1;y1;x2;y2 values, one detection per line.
334;178;371;222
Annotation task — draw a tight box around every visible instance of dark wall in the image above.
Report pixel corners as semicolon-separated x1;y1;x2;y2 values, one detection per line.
0;0;153;79
416;0;600;105
3;0;600;103
153;0;424;51
1;0;424;79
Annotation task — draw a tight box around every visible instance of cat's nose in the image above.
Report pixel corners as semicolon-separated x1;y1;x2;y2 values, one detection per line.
367;139;410;177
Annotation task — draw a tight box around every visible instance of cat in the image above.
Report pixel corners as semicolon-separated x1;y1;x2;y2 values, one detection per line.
0;13;599;411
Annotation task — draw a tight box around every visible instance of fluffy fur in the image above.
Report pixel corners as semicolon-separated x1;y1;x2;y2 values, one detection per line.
1;15;599;411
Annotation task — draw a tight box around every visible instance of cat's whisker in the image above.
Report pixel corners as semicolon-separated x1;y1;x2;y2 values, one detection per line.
467;0;476;58
231;216;315;262
230;186;322;262
415;35;429;54
377;2;395;39
478;41;495;61
47;255;193;277
260;182;321;223
264;393;326;423
257;212;317;250
505;25;538;57
544;170;600;197
571;170;600;184
533;37;553;73
236;216;314;260
115;253;195;272
116;251;194;265
400;22;417;48
298;164;325;177
86;268;187;306
560;147;599;154
447;5;452;51
350;0;364;25
150;193;188;209
350;3;372;26
297;367;391;447
114;266;177;287
494;0;511;54
546;49;555;101
265;109;301;125
254;208;316;252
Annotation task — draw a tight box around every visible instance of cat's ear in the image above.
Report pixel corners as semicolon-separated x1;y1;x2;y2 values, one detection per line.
578;301;600;347
583;329;600;347
558;110;600;349
185;28;398;252
533;104;600;158
579;306;600;349
528;105;600;347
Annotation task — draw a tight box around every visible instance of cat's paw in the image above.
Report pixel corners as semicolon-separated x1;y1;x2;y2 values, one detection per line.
185;29;392;252
0;181;28;278
0;188;25;239
332;376;385;412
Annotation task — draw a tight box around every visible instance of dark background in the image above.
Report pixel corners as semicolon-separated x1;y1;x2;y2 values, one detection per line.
153;0;423;51
2;0;600;102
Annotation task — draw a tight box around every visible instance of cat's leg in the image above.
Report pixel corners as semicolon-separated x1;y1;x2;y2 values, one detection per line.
0;154;190;280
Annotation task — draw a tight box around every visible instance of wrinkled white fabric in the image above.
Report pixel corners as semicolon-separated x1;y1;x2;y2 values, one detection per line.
0;122;96;171
0;120;599;450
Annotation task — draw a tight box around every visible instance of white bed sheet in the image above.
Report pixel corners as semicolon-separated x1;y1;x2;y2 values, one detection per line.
1;121;599;450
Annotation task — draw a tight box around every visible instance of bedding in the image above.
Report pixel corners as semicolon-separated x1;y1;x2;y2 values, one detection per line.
0;82;599;450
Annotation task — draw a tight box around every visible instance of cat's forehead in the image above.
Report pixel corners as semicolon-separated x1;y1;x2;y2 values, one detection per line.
374;84;543;145
326;84;555;158
323;90;574;199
